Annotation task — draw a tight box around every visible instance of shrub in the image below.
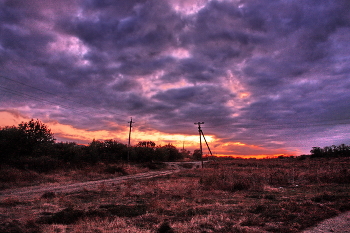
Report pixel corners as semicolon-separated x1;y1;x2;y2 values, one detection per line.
144;162;167;170
104;165;128;175
157;221;175;233
311;193;337;203
0;220;40;233
41;192;56;199
37;208;85;224
0;119;55;161
99;204;147;217
12;156;61;173
0;166;40;187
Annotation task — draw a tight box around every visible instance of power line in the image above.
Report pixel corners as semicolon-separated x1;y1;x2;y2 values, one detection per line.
2;75;350;132
0;85;87;114
0;75;91;108
200;118;350;129
0;76;129;118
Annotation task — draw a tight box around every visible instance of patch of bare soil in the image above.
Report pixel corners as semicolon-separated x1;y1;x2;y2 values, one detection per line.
302;211;350;233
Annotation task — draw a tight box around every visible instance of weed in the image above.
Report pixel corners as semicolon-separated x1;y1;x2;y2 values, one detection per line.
41;191;56;199
0;197;25;207
104;165;128;175
311;192;337;202
144;162;167;170
99;204;147;217
0;220;25;233
240;214;264;227
157;221;174;233
37;207;85;224
0;166;40;189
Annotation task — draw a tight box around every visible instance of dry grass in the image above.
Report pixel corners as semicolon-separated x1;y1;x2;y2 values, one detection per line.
1;158;349;233
0;163;149;190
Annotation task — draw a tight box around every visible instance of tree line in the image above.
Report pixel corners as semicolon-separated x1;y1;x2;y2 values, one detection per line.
310;144;350;158
0;119;191;172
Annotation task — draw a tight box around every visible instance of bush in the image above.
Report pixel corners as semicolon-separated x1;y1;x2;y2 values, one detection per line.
11;156;61;173
0;220;40;233
144;162;167;170
104;165;128;175
99;204;147;217
0;166;40;187
0;119;55;162
37;208;85;224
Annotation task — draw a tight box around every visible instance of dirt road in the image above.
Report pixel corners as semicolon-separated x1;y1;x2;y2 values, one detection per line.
0;161;204;200
0;169;178;201
302;211;350;233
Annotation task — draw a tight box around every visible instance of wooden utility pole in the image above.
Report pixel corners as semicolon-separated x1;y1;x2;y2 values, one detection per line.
194;122;204;168
201;130;213;157
127;117;134;162
194;122;213;168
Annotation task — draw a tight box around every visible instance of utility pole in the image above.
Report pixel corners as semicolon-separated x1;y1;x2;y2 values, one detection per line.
127;117;134;162
194;122;213;168
201;130;213;157
194;122;204;168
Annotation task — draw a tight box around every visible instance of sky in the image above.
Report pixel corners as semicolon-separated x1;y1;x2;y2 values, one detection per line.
1;0;350;158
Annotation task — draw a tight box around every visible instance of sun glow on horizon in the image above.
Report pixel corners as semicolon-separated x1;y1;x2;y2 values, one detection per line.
212;153;292;159
0;110;297;158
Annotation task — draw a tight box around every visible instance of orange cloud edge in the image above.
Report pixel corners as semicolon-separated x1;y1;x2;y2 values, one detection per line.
0;110;298;159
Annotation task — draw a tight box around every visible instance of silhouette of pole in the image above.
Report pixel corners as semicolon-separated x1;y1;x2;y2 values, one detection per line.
127;117;134;162
194;122;204;168
201;130;213;157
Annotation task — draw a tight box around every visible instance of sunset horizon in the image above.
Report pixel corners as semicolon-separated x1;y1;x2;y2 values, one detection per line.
1;0;350;159
0;110;297;158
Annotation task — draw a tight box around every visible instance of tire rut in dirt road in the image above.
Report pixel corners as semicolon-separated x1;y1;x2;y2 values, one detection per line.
0;169;178;200
302;211;350;233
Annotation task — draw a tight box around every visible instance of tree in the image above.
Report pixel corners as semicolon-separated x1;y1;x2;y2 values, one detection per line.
310;147;323;158
18;119;56;156
0;119;55;161
180;148;191;159
192;149;202;160
0;126;25;161
160;144;182;161
134;141;157;162
18;119;55;143
136;141;156;148
310;144;350;158
53;142;85;164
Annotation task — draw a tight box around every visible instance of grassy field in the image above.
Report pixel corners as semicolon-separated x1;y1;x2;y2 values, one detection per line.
1;157;349;232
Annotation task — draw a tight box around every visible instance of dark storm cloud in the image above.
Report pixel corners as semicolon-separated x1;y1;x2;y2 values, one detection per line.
185;0;350;151
1;0;350;154
58;0;182;52
154;85;233;107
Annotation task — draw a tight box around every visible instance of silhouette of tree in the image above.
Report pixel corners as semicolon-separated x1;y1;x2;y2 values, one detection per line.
136;141;156;148
0;119;55;160
193;149;202;160
18;119;55;143
310;144;350;158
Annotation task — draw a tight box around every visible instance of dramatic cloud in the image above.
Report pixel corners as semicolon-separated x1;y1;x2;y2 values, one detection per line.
1;0;350;157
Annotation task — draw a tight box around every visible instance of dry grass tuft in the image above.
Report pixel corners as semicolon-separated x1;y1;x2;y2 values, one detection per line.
42;217;152;233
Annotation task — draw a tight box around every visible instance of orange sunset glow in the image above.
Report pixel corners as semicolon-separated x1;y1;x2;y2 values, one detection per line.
1;0;349;159
0;110;294;158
